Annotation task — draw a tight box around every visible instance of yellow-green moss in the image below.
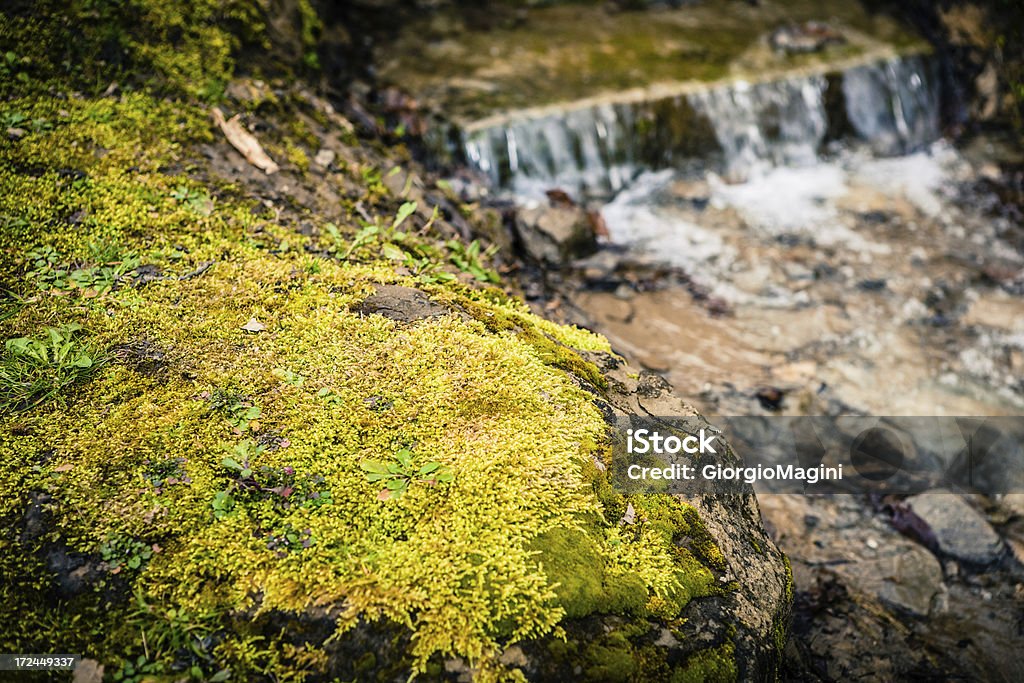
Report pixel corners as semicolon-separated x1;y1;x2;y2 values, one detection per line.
529;527;647;619
672;642;738;683
0;62;724;683
0;0;267;100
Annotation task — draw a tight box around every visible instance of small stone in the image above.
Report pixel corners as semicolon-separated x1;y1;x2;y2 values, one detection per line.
905;490;1003;565
514;204;596;265
866;538;879;549
7;126;26;140
355;285;449;322
73;659;104;683
499;646;528;667
314;148;336;167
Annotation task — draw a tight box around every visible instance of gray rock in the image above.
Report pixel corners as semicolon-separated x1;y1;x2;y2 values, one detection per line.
354;285;449;322
838;544;943;616
515;204;596;265
906;490;1003;564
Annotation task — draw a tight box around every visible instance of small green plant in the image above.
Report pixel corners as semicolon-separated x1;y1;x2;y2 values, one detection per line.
342;200;419;259
271;367;304;387
265;523;312;557
100;533;155;573
0;324;103;413
446;239;501;284
25;244;140;296
221;439;267;478
211;490;235;519
0;52;29;85
142;457;191;490
118;595;230;682
207;390;261;432
361;448;453;500
170;184;214;216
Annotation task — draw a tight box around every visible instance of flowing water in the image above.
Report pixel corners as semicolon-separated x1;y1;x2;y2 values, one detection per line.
458;51;1023;420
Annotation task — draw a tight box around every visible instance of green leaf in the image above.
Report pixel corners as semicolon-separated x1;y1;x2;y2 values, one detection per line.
386;478;407;490
391;201;417;231
395;448;413;469
419;462;440;475
221;457;242;471
381;242;406;261
436;471;454;483
360;460;390;475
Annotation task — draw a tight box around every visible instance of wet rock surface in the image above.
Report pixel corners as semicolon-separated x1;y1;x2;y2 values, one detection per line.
760;494;1024;682
905;490;1004;565
583;352;793;679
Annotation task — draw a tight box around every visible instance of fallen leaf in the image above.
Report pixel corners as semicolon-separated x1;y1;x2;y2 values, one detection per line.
211;107;279;174
377;489;392;501
621;503;636;525
241;318;266;333
54;463;74;472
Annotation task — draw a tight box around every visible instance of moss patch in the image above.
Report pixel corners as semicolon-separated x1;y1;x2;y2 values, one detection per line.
0;14;726;682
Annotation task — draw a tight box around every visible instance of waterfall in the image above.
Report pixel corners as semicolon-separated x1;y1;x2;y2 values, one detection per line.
464;96;717;198
842;54;940;155
687;74;829;180
459;52;940;197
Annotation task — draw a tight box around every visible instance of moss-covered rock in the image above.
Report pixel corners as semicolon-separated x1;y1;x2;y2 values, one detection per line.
0;4;791;681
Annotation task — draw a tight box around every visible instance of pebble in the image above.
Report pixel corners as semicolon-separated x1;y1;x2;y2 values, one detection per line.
314;148;336;167
905;490;1003;565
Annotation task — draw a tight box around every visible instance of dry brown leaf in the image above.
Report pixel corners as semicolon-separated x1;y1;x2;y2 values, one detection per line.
211;107;279;174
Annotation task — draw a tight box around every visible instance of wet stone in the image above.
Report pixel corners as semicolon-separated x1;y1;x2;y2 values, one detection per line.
905;490;1003;565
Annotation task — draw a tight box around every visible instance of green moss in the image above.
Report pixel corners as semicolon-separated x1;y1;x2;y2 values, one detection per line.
433;290;610;391
0;0;267;100
672;642;737;683
583;632;639;682
530;528;646;618
774;554;795;654
0;7;731;680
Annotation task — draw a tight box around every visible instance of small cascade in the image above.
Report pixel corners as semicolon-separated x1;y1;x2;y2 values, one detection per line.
687;74;829;180
458;52;941;197
464;96;716;198
842;54;940;154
